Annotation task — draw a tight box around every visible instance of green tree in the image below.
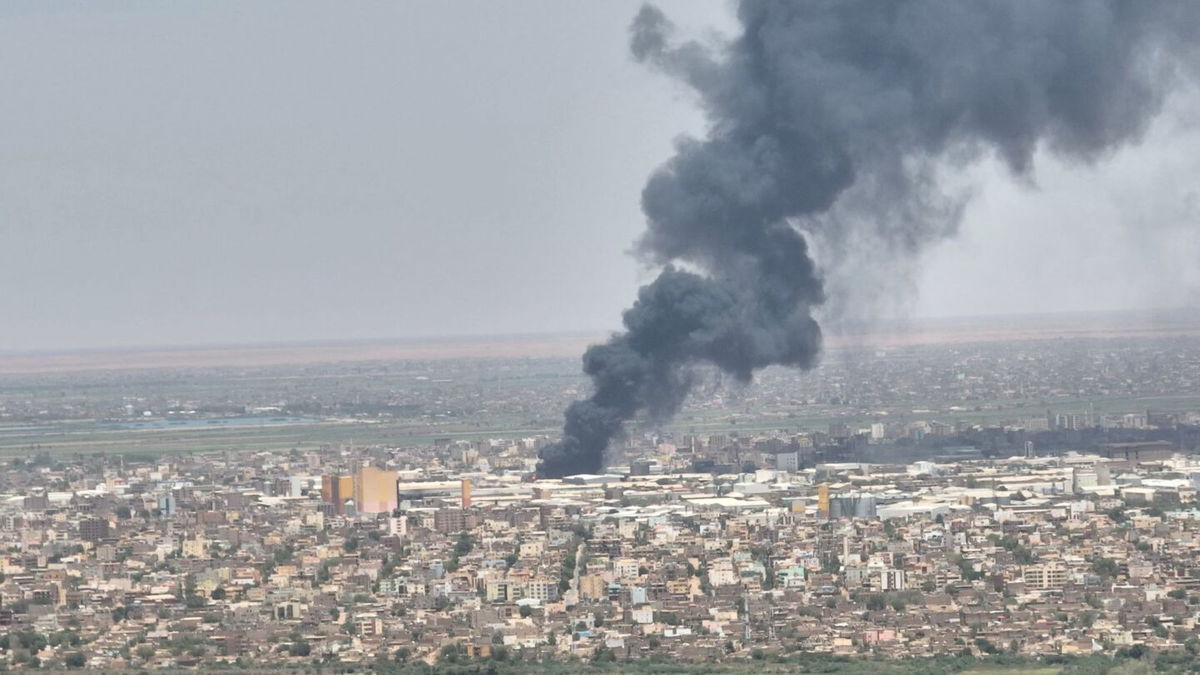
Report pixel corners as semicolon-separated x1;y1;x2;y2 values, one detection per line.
1092;557;1120;578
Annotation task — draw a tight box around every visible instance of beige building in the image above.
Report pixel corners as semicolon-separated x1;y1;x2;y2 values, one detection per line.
182;535;207;559
579;574;606;601
354;466;399;514
1023;563;1069;589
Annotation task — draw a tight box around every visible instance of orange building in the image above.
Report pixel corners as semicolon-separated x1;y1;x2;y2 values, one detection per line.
817;484;830;519
321;474;356;514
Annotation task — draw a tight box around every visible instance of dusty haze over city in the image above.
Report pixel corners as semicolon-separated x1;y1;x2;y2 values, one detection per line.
3;1;1200;353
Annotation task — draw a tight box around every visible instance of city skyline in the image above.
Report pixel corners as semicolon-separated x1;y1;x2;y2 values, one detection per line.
9;1;1200;671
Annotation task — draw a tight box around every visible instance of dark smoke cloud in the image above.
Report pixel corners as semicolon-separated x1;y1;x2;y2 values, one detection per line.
538;0;1200;478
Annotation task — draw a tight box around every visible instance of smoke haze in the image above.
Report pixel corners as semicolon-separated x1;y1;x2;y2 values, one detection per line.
538;0;1200;477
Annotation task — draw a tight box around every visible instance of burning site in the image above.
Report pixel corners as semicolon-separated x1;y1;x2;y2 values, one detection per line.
539;0;1200;478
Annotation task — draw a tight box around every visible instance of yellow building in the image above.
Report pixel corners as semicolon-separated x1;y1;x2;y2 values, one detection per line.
321;474;356;514
182;535;207;559
579;574;606;601
354;466;399;514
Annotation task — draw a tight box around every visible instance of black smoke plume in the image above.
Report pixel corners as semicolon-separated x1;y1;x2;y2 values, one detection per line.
538;0;1200;478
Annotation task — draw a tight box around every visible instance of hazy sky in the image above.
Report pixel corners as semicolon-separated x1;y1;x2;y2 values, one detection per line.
3;1;1199;351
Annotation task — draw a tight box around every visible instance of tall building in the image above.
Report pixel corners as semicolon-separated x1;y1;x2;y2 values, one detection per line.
817;484;830;519
388;515;407;537
434;507;466;533
880;569;906;591
80;518;110;542
354;466;399;514
321;474;356;514
461;479;472;509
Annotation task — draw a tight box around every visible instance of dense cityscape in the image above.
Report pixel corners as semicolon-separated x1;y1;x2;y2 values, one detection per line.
12;0;1200;672
0;334;1198;671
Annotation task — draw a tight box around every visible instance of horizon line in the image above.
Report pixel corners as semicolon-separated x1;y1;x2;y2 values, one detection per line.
3;305;1199;360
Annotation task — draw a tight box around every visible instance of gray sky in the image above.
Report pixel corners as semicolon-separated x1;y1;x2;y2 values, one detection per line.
3;1;1199;351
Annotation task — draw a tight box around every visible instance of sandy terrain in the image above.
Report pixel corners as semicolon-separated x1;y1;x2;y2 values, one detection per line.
0;334;602;375
3;310;1199;375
